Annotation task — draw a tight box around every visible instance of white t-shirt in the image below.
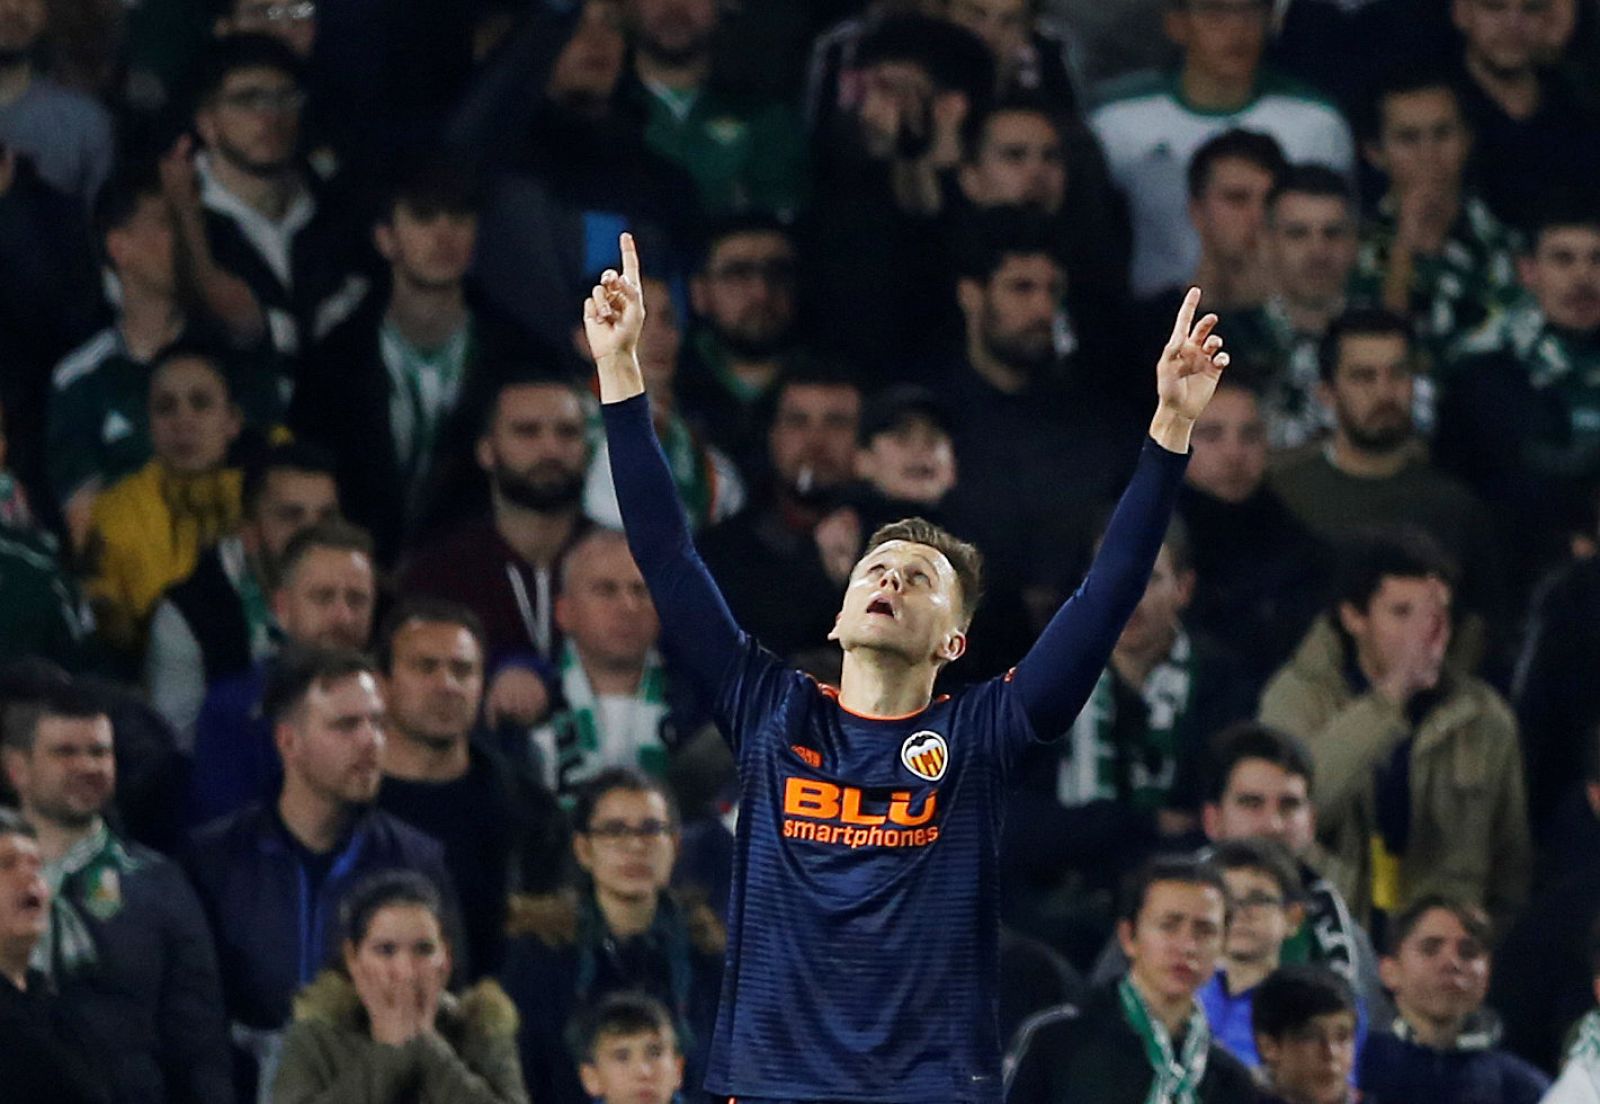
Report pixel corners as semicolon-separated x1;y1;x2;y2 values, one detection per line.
1090;70;1355;296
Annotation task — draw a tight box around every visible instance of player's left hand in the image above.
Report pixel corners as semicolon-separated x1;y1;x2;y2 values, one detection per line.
1156;287;1229;422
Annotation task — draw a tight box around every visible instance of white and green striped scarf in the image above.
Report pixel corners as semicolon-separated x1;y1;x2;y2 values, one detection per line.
1062;630;1194;813
1119;975;1211;1104
32;819;146;979
531;640;670;796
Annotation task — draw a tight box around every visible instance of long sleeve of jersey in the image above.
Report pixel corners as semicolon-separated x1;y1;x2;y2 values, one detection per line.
1011;436;1190;737
602;393;745;695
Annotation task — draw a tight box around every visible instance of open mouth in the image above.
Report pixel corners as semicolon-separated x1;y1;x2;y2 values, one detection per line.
17;889;44;914
867;597;896;618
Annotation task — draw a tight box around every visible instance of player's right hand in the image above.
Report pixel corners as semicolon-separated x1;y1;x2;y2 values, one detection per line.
583;232;646;363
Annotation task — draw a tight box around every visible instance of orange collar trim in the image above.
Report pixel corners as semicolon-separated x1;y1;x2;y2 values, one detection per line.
811;680;949;721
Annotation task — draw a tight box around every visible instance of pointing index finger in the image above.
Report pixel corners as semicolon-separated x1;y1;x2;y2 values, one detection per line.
1170;287;1200;347
620;232;641;286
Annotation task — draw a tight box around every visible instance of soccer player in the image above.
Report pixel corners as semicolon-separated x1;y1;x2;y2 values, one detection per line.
583;233;1228;1102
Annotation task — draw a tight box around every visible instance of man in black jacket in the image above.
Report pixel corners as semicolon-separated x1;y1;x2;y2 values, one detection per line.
0;807;109;1104
184;648;460;1100
1;682;231;1104
1008;854;1258;1103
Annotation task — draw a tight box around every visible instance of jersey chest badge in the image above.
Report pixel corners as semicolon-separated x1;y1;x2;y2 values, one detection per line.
901;730;948;782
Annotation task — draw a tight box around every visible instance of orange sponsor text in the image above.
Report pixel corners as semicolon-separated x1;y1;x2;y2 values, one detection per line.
781;777;941;849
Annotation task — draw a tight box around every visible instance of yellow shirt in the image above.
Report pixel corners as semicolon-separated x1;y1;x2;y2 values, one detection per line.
86;460;242;653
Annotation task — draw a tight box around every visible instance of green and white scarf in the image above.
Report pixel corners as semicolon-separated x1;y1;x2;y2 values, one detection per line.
32;819;147;979
1353;192;1522;362
1062;630;1194;813
1119;975;1211;1104
380;316;472;486
531;640;671;797
1563;1008;1600;1094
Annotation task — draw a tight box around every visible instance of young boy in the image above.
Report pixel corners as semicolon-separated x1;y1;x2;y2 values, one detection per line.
1200;838;1308;1067
1253;965;1365;1104
573;991;685;1104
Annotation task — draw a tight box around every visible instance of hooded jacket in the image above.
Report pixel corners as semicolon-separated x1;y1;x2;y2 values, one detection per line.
271;970;527;1104
498;886;724;1104
1259;617;1530;926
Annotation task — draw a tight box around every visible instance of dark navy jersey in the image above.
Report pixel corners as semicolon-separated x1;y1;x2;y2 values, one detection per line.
601;395;1187;1103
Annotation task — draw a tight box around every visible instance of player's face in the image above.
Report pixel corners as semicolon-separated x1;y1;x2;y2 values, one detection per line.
556;537;660;669
1454;0;1547;74
1190;157;1275;266
274;546;377;650
1269;193;1357;307
1380;907;1490;1027
1170;0;1269;85
250;469;339;571
691;232;798;358
768;383;860;496
199;67;304;175
149;358;242;475
377;202;477;291
1204;758;1315;855
0;833;49;952
831;540;965;666
579;1027;684;1104
280;673;387;806
1120;880;1226;1006
1186;386;1267;504
857;416;956;506
1322;333;1414;451
1258;1009;1358;1104
1114;545;1191;658
478;384;590;511
1220;866;1290;965
3;715;115;829
383;621;484;749
575;789;677;902
1370;89;1470;195
969;254;1063;374
961;111;1067;215
1523;226;1600;333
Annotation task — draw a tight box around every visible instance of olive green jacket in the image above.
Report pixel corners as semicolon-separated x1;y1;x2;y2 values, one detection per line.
1260;617;1530;928
271;971;528;1104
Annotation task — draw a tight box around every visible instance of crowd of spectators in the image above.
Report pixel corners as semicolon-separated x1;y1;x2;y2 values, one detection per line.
1;0;1599;1101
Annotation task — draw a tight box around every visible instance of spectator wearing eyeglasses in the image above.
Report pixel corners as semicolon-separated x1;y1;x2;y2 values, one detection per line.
675;214;810;481
499;768;724;1104
1200;839;1367;1075
168;33;370;362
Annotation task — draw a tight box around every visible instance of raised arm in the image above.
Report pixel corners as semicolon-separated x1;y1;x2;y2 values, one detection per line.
1011;289;1228;737
586;235;745;694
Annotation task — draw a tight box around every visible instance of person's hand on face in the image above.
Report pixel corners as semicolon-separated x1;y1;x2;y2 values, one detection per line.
1393;183;1455;256
352;954;423;1047
1373;578;1449;706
